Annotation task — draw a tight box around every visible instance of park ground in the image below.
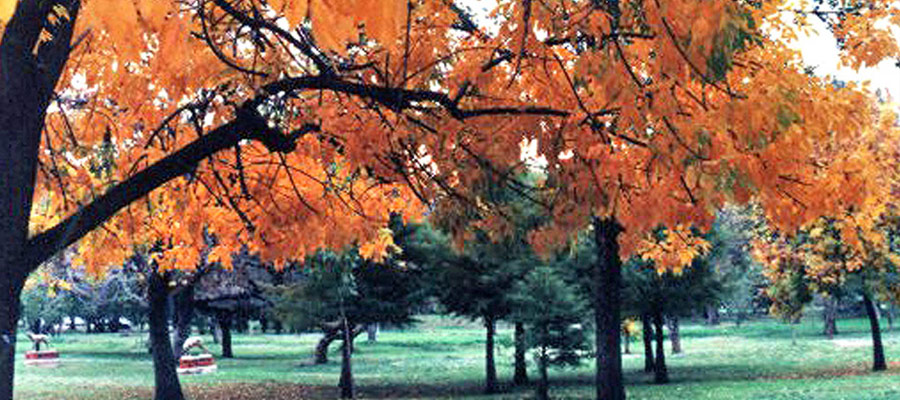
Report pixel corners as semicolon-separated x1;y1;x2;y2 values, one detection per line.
14;316;900;400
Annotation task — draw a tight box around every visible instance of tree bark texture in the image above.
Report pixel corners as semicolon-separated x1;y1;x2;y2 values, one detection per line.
653;310;668;384
642;314;655;373
514;321;529;385
593;217;625;400
218;313;233;359
339;317;354;399
823;296;838;339
316;327;340;364
0;2;81;399
148;272;185;400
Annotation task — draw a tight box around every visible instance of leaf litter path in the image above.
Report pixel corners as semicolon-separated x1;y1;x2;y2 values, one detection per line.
91;381;497;400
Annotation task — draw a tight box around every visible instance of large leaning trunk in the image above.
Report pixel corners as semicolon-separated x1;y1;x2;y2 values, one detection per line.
484;315;498;394
823;296;838;339
0;2;82;400
593;217;625;400
642;314;655;373
862;293;886;371
315;327;341;364
514;321;529;385
666;316;681;354
148;272;185;400
652;310;668;384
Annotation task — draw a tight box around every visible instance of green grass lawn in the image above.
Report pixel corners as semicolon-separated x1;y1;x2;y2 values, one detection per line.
13;315;900;399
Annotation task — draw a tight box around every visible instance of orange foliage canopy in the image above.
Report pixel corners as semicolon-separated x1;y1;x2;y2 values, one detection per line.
753;103;900;309
6;0;899;275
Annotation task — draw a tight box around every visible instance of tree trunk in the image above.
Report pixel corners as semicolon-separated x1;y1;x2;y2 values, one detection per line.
593;216;625;400
274;319;284;334
484;315;498;394
514;321;529;386
218;313;233;359
823;296;838;339
338;318;354;399
862;293;887;371
642;314;655;373
0;273;24;400
0;3;81;396
171;285;195;360
667;316;681;354
148;272;185;400
366;324;377;343
653;309;668;384
315;327;340;364
536;347;549;400
623;331;631;354
705;305;720;325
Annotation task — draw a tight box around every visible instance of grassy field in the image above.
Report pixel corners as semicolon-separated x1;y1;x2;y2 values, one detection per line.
13;315;900;399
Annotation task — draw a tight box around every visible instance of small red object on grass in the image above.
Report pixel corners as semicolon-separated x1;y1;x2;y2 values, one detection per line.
177;354;217;374
24;350;60;367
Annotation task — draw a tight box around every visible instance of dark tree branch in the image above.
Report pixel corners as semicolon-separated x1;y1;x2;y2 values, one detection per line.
25;106;319;271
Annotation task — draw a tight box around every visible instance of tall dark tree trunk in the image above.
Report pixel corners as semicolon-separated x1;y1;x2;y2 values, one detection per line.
0;3;81;397
0;274;24;400
642;314;655;373
652;309;668;384
315;327;340;364
259;316;268;333
148;272;185;400
623;331;631;354
705;305;720;325
514;321;529;386
823;296;838;339
484;315;498;394
536;346;549;400
862;293;887;371
667;316;681;354
171;285;195;359
2;1;90;396
593;217;625;400
218;313;233;358
339;318;354;399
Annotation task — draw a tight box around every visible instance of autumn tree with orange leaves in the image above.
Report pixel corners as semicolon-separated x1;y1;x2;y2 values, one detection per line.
2;0;900;400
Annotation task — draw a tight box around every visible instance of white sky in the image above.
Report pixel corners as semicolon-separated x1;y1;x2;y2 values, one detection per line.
791;16;900;100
